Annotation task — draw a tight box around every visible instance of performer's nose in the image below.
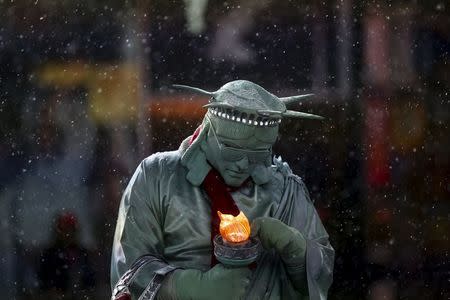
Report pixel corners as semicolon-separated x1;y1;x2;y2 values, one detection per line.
235;156;249;171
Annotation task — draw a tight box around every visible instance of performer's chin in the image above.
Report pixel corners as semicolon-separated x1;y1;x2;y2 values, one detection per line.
223;171;248;187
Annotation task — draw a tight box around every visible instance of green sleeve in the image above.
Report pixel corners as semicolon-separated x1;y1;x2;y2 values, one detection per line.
111;157;174;299
273;158;334;299
287;175;334;299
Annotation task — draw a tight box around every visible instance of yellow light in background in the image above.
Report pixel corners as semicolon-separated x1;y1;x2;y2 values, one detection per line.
37;62;140;125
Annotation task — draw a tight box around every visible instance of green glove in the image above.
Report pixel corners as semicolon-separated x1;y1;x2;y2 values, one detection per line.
157;264;252;300
251;217;307;292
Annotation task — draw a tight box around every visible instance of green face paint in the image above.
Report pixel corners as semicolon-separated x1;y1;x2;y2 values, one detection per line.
209;120;271;163
202;115;277;187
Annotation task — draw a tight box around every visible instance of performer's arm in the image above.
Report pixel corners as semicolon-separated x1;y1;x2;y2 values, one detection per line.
111;158;175;299
251;217;308;294
251;177;334;299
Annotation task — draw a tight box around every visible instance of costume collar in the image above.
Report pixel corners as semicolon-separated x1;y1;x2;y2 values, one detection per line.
179;126;211;186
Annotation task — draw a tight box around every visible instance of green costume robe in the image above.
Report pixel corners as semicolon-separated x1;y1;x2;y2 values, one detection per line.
111;136;334;299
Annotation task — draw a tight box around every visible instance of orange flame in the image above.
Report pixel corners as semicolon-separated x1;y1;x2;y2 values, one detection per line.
218;211;251;243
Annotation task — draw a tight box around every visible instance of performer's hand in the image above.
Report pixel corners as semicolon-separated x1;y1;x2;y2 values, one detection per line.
251;217;307;292
251;217;306;258
169;264;252;300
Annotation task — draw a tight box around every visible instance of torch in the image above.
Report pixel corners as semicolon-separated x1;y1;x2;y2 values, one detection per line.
213;211;260;267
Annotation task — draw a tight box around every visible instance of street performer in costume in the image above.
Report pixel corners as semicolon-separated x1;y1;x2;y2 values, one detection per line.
111;80;334;300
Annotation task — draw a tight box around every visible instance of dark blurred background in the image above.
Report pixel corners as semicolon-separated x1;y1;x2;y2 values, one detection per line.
0;0;448;299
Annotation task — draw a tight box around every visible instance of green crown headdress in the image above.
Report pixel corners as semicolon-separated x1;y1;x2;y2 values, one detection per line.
173;80;323;127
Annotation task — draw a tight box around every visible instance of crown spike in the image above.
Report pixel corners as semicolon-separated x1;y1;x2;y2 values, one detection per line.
257;109;283;117
283;110;324;120
279;93;314;105
172;84;214;97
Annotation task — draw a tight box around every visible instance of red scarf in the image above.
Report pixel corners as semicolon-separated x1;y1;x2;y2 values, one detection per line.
202;169;240;266
188;126;241;267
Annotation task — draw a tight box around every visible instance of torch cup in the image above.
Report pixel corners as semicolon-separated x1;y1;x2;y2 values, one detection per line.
213;235;260;267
